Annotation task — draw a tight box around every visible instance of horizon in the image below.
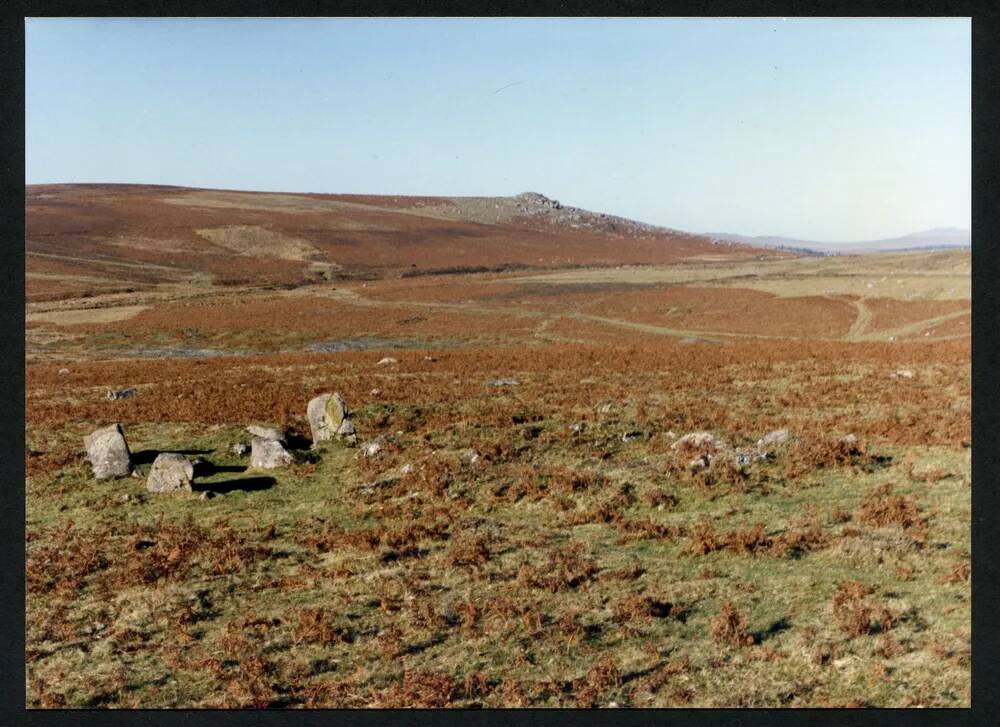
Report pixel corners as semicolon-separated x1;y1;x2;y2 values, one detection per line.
26;18;970;242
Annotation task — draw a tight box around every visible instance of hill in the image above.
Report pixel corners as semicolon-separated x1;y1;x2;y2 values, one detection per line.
704;227;971;256
26;184;780;301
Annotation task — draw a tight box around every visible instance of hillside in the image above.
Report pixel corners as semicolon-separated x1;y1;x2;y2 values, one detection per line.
26;184;781;301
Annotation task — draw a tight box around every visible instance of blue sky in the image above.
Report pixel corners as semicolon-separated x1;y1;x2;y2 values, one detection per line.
26;17;970;241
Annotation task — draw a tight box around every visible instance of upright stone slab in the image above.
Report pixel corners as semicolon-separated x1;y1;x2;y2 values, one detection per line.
250;436;292;469
307;392;355;447
146;452;194;493
83;423;132;479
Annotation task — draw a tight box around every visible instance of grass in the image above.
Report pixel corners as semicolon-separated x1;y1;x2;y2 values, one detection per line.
26;396;970;707
24;254;970;708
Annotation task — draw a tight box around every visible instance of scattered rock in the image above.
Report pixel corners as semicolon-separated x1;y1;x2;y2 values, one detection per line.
400;463;415;475
146;452;194;493
671;431;728;454
756;429;790;449
307;392;356;446
106;387;137;401
231;442;249;457
246;425;285;442
362;440;383;458
839;434;859;447
689;454;712;472
200;491;215;501
58;368;70;376
377;357;398;366
460;449;481;466
891;369;915;379
83;424;132;479
250;437;292;469
734;449;769;468
370;388;381;397
490;378;520;387
622;431;642;443
423;356;437;362
597;403;614;414
570;422;586;434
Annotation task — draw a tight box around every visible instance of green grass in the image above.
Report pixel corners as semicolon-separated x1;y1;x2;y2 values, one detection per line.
26;414;970;707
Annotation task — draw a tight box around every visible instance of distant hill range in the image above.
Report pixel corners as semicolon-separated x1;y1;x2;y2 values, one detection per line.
704;227;970;256
26;184;783;301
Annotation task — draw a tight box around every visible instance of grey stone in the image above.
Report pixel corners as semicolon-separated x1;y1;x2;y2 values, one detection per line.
376;357;398;366
250;436;292;469
671;431;728;454
231;442;249;457
307;392;354;446
490;378;520;387
756;429;790;449
246;425;285;442
146;453;194;493
83;424;132;479
106;387;137;401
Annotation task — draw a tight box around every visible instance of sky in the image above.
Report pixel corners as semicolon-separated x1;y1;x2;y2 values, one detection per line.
26;17;970;242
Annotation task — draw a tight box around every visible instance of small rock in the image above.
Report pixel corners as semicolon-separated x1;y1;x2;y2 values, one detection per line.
106;387;137;401
570;422;586;434
460;449;481;466
200;491;215;501
377;357;398;366
689;454;712;472
336;418;358;446
424;356;437;362
119;493;131;504
671;431;728;454
756;429;790;449
231;442;249;457
622;431;642;443
58;368;70;375
400;463;415;475
891;369;915;379
840;434;858;446
250;437;292;469
490;378;520;387
146;453;194;493
370;388;381;396
597;403;614;414
362;440;383;458
246;425;285;442
83;424;132;479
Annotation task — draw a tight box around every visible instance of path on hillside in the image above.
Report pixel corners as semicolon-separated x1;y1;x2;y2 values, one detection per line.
846;298;873;341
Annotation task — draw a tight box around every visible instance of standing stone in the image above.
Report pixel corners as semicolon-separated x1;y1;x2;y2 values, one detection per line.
83;424;132;479
307;392;356;446
250;436;292;469
146;453;194;493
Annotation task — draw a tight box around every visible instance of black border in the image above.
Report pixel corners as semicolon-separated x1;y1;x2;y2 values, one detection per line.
5;2;997;725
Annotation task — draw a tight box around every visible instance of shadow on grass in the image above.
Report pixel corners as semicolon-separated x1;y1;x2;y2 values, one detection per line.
193;461;245;477
196;476;276;494
132;448;214;466
753;616;792;644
